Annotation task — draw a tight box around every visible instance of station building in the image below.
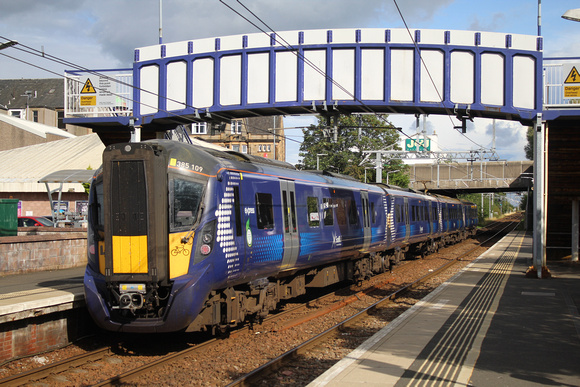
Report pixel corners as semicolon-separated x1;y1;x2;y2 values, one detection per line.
0;79;99;219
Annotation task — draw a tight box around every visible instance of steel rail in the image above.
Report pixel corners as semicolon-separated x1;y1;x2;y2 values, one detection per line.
0;215;520;386
226;218;521;386
88;216;522;386
0;347;112;386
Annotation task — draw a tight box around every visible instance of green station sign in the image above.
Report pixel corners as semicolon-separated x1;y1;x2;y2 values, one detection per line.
405;138;431;151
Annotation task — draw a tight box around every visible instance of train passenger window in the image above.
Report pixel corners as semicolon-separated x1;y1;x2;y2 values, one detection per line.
371;202;376;224
395;204;401;223
348;200;358;225
171;178;204;230
307;197;320;227
323;198;334;226
256;193;274;230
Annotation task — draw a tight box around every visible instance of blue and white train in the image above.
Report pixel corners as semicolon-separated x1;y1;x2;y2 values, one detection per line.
84;139;478;333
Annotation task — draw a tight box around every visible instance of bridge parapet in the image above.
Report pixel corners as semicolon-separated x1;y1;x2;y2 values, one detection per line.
133;28;542;127
409;160;533;193
64;28;543;135
543;57;580;120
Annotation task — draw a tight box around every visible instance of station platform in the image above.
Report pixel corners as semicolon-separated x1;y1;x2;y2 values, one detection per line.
309;231;580;386
0;266;85;323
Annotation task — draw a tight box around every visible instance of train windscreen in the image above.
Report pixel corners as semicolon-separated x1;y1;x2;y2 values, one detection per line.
170;177;204;231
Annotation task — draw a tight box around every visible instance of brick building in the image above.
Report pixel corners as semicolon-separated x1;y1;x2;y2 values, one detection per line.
188;116;286;162
0;78;90;149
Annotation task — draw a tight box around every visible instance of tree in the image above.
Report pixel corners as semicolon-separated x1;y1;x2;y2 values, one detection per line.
298;114;408;186
524;126;534;160
82;166;93;195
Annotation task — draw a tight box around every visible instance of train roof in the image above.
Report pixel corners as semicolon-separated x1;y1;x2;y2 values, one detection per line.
140;140;474;205
144;139;379;191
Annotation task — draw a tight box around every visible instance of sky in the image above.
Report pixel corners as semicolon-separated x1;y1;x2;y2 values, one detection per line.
1;0;579;167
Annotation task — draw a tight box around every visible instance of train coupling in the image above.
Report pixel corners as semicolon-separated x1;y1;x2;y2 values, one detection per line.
113;283;147;311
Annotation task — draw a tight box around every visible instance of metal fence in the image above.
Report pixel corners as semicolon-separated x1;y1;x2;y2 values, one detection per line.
543;57;580;108
65;69;133;118
63;58;579;118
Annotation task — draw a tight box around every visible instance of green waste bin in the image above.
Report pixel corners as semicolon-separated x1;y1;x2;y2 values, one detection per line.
0;199;19;237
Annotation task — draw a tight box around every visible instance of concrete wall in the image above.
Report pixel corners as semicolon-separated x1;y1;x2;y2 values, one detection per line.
0;230;87;275
0;230;91;363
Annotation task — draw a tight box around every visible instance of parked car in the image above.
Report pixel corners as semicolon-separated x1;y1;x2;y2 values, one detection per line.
18;216;54;227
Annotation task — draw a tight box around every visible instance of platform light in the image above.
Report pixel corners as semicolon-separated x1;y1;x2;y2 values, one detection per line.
562;8;580;22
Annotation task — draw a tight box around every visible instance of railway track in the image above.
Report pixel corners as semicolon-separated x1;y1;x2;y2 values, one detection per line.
0;215;522;386
228;216;521;386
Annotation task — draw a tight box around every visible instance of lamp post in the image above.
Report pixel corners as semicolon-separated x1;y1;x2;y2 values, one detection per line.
364;167;373;183
562;8;580;21
316;154;328;170
386;169;399;185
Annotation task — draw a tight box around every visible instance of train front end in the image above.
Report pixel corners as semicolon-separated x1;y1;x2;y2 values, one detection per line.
83;141;217;332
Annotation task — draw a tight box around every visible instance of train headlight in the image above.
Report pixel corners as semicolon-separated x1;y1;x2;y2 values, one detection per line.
202;233;213;244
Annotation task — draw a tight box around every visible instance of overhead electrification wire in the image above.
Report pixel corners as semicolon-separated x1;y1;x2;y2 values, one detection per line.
0;36;304;146
391;0;489;151
217;0;422;151
220;0;493;158
219;0;381;116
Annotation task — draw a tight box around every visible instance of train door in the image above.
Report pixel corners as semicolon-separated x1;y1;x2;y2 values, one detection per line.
280;180;299;270
360;191;371;251
404;198;411;242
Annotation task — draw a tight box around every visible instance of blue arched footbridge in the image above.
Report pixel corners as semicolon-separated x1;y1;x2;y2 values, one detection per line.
65;27;543;137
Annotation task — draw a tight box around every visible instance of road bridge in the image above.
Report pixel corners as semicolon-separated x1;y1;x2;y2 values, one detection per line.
407;160;532;195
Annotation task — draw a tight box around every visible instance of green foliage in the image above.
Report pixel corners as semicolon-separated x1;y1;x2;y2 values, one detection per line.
298;114;408;185
459;192;515;223
82;165;93;195
519;193;528;211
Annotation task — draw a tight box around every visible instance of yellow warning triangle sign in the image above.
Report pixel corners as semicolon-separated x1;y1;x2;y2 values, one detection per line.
81;78;96;93
564;67;580;83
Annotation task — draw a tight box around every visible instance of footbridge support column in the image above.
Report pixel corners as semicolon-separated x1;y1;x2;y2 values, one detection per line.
533;114;548;278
